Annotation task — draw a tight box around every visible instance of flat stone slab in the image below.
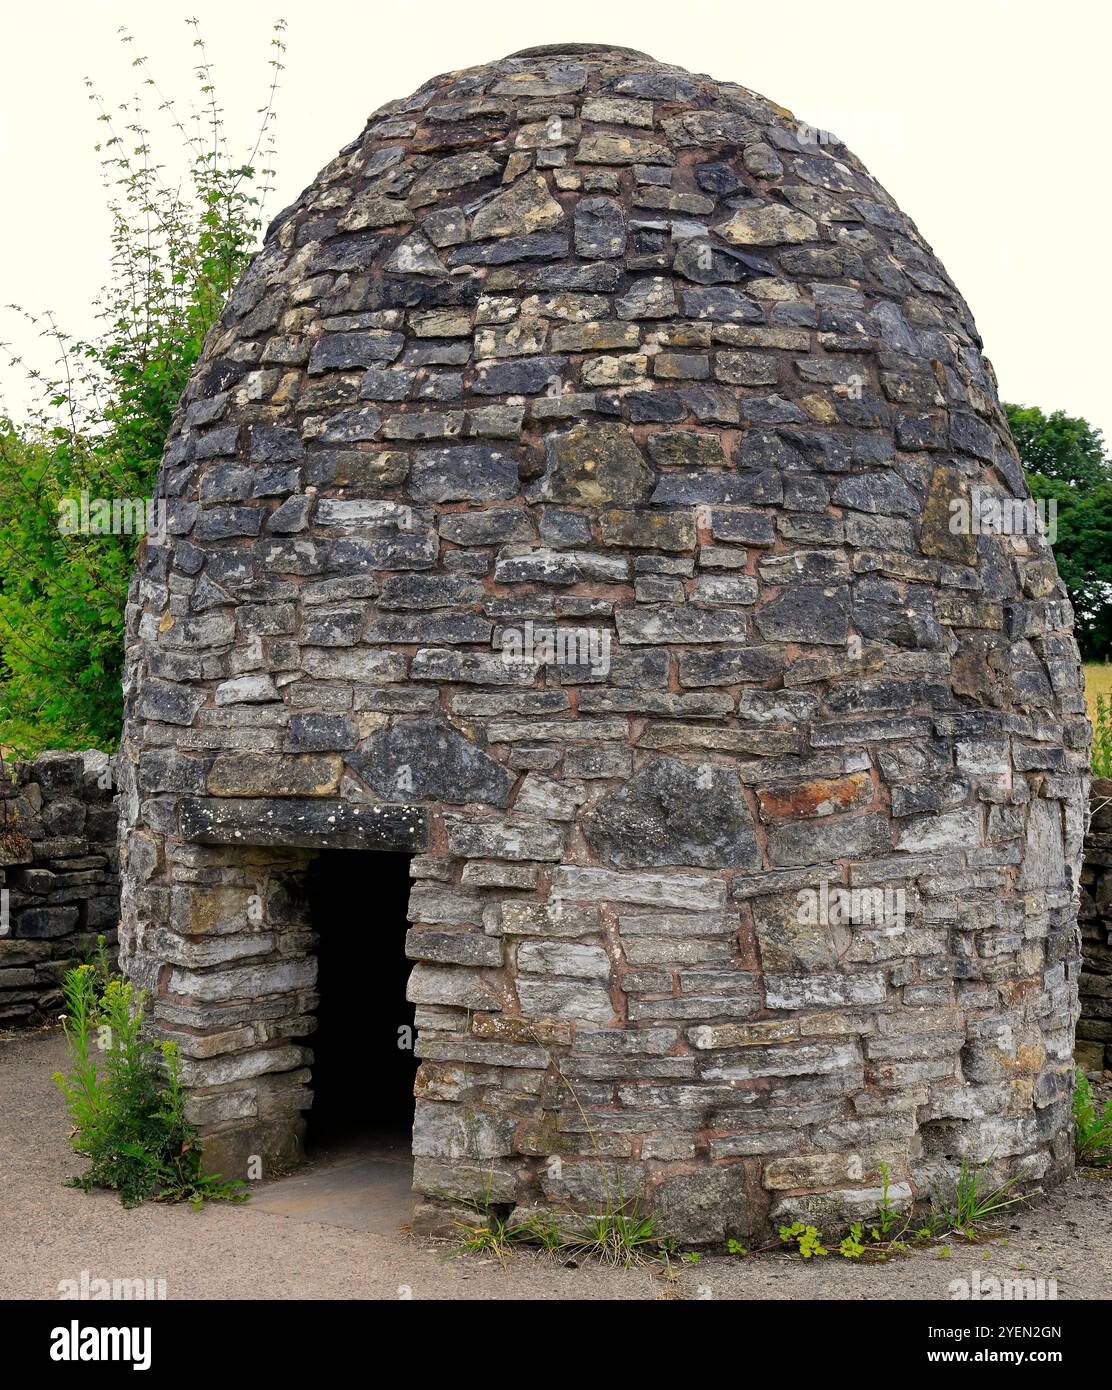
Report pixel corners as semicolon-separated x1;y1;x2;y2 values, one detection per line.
178;797;428;851
249;1146;415;1236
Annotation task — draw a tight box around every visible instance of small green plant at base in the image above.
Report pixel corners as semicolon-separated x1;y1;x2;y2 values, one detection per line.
839;1223;866;1260
928;1154;1029;1238
453;1169;522;1265
514;1212;564;1254
776;1163;922;1263
779;1222;828;1258
1073;1069;1112;1164
457;1198;657;1268
571;1198;658;1268
726;1239;747;1257
454;1215;517;1264
53;945;245;1208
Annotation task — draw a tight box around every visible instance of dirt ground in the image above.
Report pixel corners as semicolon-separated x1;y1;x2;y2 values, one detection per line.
2;1027;1109;1301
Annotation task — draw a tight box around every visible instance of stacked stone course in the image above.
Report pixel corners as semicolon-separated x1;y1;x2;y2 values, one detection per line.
0;751;119;1026
114;43;1089;1243
1079;777;1112;1072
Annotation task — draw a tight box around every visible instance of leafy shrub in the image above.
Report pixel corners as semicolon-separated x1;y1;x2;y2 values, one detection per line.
0;21;285;752
1092;694;1112;777
1073;1069;1112;1165
52;942;246;1207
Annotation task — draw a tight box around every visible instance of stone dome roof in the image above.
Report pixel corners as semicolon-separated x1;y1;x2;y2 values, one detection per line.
118;46;1088;1243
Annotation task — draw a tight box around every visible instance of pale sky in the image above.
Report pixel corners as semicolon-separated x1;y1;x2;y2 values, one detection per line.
1;0;1108;441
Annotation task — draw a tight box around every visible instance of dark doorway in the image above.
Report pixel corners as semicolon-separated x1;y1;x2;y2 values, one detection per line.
302;849;417;1155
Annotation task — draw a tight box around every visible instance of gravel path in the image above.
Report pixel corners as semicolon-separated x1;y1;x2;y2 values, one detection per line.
3;1028;1109;1301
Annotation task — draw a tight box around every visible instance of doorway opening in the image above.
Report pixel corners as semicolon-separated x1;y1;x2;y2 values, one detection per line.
302;848;417;1158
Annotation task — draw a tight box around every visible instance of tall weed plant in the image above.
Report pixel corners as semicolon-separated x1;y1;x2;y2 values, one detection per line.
1074;1070;1112;1165
53;940;245;1207
0;20;285;751
1092;693;1112;778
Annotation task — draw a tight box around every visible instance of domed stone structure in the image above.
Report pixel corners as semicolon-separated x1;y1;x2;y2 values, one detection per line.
117;44;1089;1243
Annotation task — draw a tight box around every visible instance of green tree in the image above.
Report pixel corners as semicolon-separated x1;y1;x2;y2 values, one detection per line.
1006;403;1112;661
1005;403;1110;491
0;20;285;753
1025;472;1112;659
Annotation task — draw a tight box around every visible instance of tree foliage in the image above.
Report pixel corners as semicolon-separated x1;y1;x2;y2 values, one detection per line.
1005;403;1112;660
1006;403;1109;491
0;20;285;753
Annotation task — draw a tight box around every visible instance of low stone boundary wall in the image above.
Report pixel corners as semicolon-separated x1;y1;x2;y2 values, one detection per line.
0;751;119;1027
1079;776;1112;1072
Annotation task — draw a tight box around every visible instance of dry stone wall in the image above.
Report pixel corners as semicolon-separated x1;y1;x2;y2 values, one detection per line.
0;751;119;1026
116;43;1089;1244
1079;777;1112;1072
